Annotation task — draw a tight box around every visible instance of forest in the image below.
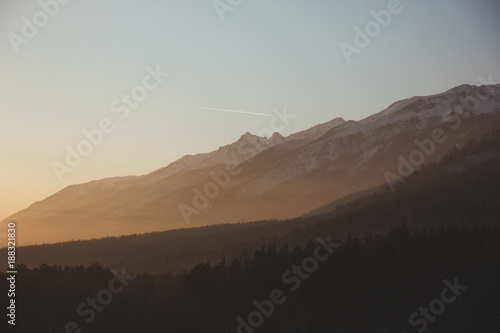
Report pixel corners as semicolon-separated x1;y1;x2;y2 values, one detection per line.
1;224;499;332
1;130;500;332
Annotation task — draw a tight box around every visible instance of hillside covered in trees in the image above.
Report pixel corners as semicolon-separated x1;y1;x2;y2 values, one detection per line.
3;130;500;275
2;224;499;332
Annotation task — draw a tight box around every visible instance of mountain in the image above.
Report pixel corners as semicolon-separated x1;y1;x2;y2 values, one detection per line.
3;83;500;245
146;117;346;184
5;128;500;274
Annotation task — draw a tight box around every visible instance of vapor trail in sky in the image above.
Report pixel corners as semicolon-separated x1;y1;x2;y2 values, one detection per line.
149;102;273;117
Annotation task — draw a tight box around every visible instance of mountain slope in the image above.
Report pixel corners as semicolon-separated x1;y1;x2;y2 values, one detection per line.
4;128;500;274
3;83;500;245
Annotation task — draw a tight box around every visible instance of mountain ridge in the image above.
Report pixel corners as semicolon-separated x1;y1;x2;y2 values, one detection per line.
4;83;500;245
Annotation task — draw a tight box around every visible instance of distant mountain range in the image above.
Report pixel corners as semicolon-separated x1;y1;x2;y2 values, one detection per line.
6;122;500;273
5;83;500;245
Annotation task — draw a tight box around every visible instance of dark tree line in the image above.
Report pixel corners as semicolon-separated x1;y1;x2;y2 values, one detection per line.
2;224;500;332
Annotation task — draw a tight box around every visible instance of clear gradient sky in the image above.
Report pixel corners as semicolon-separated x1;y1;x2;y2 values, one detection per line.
1;0;499;220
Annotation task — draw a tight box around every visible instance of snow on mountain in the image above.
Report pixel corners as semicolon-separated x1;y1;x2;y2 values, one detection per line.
5;83;500;245
356;84;500;132
233;84;500;195
287;117;346;141
143;117;346;184
43;83;500;200
144;132;281;183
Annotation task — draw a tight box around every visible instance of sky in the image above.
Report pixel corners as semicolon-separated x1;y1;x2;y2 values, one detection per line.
1;0;499;221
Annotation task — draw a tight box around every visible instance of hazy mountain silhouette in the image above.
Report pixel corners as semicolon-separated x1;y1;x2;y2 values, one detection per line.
3;83;500;245
4;126;500;275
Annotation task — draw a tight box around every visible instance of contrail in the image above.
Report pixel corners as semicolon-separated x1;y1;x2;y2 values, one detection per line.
147;102;273;117
48;89;273;117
